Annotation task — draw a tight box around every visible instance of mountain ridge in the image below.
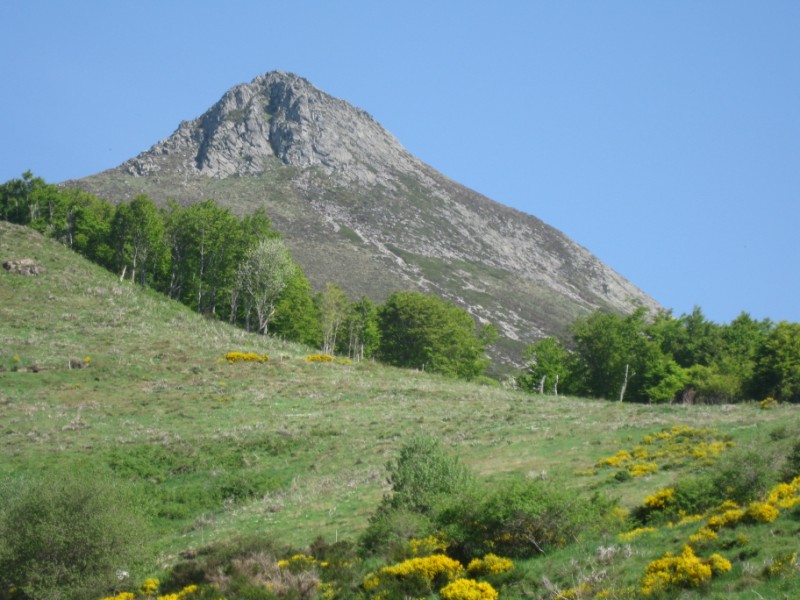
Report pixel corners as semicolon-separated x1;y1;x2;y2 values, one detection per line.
70;70;660;369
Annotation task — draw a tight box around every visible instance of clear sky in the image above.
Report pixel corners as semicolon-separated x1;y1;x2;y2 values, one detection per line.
2;1;798;324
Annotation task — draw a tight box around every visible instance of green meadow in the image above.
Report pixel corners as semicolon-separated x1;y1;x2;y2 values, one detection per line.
1;220;798;599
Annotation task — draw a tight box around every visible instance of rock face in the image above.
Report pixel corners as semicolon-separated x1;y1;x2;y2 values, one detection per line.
73;71;660;371
122;72;419;185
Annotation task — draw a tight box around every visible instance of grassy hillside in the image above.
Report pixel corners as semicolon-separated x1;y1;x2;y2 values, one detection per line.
1;220;798;599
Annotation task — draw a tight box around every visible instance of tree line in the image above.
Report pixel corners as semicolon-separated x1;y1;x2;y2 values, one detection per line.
517;305;800;403
1;172;495;380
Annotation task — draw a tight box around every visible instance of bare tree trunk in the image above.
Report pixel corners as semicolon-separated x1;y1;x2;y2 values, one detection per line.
538;375;546;394
554;374;559;397
619;364;629;403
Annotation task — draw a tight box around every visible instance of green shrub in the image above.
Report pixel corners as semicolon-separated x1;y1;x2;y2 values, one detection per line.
359;508;434;558
0;468;152;600
437;477;614;560
783;440;800;481
710;447;779;505
383;436;475;515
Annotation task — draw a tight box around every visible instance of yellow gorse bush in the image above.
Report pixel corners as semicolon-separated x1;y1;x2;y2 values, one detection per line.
101;581;199;600
407;534;448;557
760;396;778;409
743;501;780;524
466;553;514;576
224;351;269;364
365;554;464;594
277;553;320;572
629;462;658;477
305;353;334;362
618;526;658;542
140;579;159;596
641;545;730;596
766;476;800;509
593;426;734;478
597;450;632;467
706;507;744;531
380;554;463;582
154;585;199;600
671;513;704;527
687;526;718;545
683;478;800;552
644;488;674;510
439;578;498;600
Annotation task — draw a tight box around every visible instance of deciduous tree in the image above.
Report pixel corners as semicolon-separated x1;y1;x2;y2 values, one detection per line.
377;291;493;380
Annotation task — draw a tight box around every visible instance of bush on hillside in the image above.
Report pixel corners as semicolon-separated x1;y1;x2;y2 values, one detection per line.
436;477;615;560
383;436;476;516
0;469;152;600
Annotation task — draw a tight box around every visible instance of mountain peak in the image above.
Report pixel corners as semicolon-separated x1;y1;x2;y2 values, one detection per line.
119;71;417;184
77;71;660;370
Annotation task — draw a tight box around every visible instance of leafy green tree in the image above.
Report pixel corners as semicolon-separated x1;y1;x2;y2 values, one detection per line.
63;188;115;266
163;200;244;317
377;291;493;380
0;175;115;266
340;296;381;360
270;269;322;346
650;307;722;368
0;171;44;225
750;322;800;402
233;238;296;335
319;282;350;354
570;308;685;403
110;194;166;286
517;337;571;394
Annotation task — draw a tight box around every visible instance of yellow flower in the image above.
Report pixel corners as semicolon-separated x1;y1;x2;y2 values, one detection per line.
688;527;718;545
224;351;269;364
641;546;721;596
467;553;514;575
597;450;632;467
379;554;464;586
362;573;381;590
706;508;744;531
140;578;160;596
439;578;498;600
618;526;658;542
766;478;800;509
743;501;779;523
629;462;658;477
644;488;674;510
305;353;335;362
408;534;448;557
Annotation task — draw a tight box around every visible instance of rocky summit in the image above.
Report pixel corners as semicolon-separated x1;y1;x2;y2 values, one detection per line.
71;71;659;370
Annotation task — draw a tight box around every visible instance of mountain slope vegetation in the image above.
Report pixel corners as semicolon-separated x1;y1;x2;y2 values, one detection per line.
1;222;798;599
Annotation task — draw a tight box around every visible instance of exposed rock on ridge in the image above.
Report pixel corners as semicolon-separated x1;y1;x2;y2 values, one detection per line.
121;72;421;185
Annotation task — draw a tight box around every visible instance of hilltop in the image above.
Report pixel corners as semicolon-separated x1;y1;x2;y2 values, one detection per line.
70;71;659;370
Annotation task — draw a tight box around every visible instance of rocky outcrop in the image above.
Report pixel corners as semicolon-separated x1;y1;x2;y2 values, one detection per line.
120;72;422;186
3;258;45;276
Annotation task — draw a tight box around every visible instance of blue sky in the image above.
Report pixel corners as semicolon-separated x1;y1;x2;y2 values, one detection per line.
2;1;798;324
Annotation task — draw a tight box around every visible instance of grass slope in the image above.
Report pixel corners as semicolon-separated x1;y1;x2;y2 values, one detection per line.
1;220;798;598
